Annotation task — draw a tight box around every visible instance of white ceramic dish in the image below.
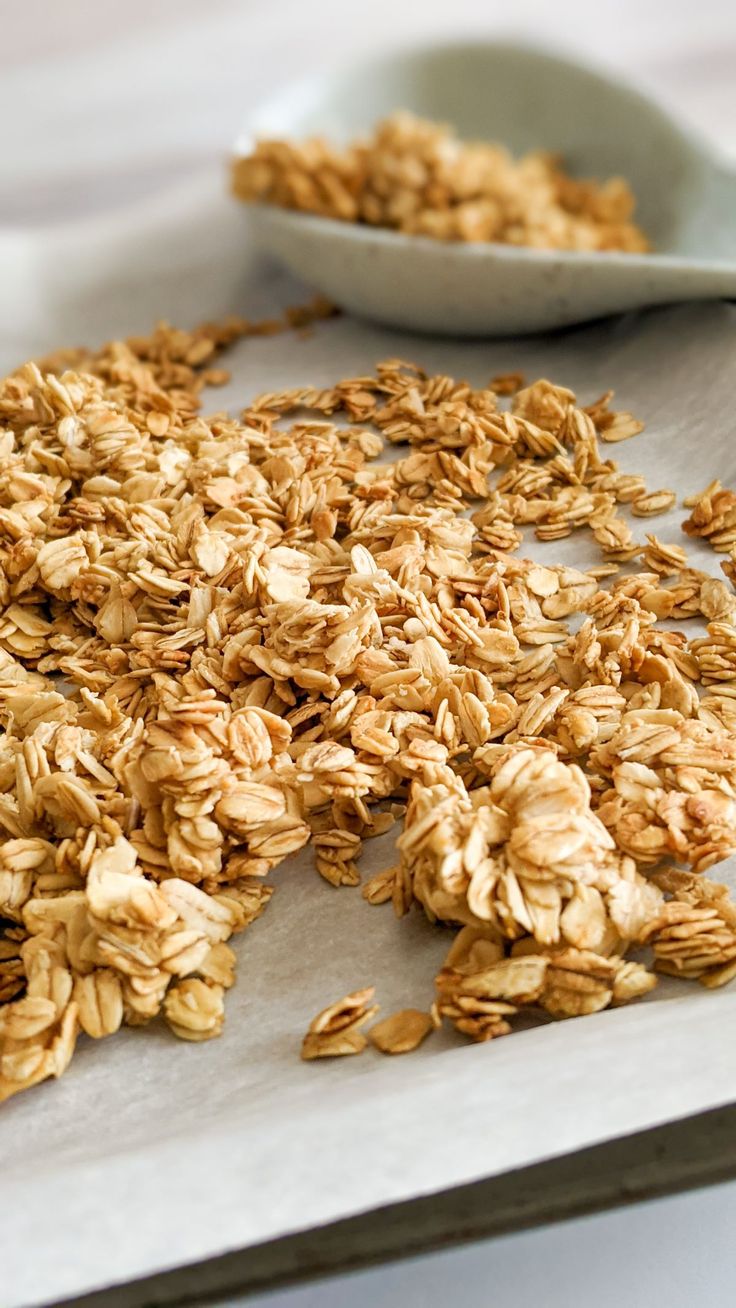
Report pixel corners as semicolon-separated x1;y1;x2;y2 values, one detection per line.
234;41;736;336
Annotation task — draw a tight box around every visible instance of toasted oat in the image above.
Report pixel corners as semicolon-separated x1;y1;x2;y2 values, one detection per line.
164;979;225;1042
683;481;736;551
489;372;526;396
301;987;378;1059
232;111;649;254
643;869;736;986
642;534;689;576
361;866;397;905
435;948;655;1040
631;490;677;517
369;1008;433;1054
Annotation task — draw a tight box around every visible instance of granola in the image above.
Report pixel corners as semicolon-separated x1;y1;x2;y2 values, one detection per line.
1;309;736;1101
435;948;656;1041
368;1008;433;1054
232;111;649;253
301;987;378;1059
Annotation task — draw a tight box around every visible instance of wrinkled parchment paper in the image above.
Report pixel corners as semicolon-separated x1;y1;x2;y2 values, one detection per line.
2;202;736;1307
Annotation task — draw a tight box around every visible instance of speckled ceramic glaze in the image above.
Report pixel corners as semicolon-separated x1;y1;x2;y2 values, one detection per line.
235;41;736;336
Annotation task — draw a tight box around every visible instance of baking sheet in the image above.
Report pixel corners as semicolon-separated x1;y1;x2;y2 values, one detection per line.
2;196;736;1308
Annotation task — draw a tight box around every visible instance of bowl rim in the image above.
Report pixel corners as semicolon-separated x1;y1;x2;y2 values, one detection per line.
241;201;736;276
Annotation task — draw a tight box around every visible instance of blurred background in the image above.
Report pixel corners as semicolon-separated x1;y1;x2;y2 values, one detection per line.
3;0;736;367
3;0;736;227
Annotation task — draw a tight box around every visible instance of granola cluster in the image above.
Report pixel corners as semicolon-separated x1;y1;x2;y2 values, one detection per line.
2;313;736;1100
232;111;649;253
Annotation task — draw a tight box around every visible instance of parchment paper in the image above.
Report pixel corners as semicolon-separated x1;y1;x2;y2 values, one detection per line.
2;197;736;1307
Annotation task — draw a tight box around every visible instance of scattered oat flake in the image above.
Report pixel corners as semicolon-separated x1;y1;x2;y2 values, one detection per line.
369;1009;433;1054
361;867;397;905
631;490;677;517
301;987;378;1060
489;372;526;396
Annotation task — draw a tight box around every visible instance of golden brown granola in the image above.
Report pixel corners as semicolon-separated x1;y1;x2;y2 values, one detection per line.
368;1008;433;1054
435;947;655;1040
301;987;378;1059
2;310;736;1101
232;111;649;253
643;867;736;986
683;481;736;552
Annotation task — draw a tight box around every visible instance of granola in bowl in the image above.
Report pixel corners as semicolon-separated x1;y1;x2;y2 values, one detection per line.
232;111;649;253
